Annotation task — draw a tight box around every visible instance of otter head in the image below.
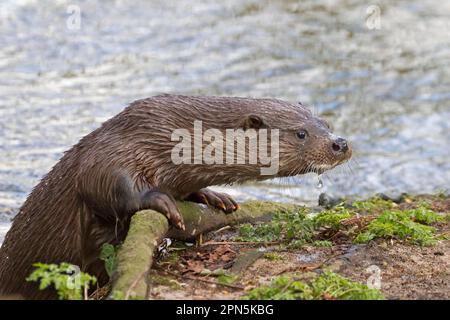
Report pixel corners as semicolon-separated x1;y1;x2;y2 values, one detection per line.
240;103;352;178
279;115;351;176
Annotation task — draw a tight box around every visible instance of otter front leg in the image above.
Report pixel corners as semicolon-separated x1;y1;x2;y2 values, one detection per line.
78;169;185;284
184;188;239;214
77;166;185;230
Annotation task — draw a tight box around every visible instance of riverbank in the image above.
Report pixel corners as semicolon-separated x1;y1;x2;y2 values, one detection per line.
107;193;449;300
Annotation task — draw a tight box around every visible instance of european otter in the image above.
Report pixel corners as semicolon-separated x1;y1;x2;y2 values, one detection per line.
0;94;351;299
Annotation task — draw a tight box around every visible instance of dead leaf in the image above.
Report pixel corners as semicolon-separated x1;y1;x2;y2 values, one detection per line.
184;260;205;274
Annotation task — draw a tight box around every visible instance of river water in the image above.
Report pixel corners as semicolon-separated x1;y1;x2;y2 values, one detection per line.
1;0;450;243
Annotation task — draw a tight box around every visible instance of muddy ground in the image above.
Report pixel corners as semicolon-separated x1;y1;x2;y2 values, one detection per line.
142;195;450;300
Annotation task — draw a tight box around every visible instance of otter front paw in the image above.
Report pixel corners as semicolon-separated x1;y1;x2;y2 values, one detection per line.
185;188;239;214
142;191;185;230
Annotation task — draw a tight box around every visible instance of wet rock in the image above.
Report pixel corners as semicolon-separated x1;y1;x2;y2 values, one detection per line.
318;193;344;209
375;192;407;204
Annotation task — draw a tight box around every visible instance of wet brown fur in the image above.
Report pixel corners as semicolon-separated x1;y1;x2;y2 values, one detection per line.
0;94;351;299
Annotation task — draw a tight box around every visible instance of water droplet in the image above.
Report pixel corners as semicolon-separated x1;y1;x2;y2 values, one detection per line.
316;175;323;189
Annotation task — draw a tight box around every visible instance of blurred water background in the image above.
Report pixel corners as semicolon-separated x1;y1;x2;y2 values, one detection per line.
1;0;450;243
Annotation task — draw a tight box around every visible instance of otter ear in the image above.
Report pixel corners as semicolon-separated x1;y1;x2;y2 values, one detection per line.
242;115;266;130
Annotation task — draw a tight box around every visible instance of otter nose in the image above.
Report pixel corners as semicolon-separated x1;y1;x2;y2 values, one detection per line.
332;137;348;153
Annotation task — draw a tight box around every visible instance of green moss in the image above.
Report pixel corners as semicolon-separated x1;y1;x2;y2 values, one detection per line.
263;252;283;261
112;210;169;299
354;206;444;246
242;271;384;300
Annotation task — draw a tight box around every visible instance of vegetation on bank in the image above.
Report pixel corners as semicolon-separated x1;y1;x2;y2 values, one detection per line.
235;196;448;247
354;204;445;245
26;262;97;300
242;271;385;300
100;243;120;277
26;243;120;300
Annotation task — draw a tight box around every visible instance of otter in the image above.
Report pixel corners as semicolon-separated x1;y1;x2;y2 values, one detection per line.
0;94;351;299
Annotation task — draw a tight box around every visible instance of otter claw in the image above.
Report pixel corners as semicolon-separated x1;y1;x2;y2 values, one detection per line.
201;195;209;205
185;188;239;214
177;222;186;231
167;215;185;230
142;191;185;230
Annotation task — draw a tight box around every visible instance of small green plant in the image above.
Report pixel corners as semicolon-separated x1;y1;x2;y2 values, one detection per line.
235;206;353;246
312;205;353;229
27;263;97;300
217;273;239;285
352;196;395;212
236;208;314;243
354;207;443;246
242;271;384;300
311;271;385;300
406;202;443;224
100;243;120;277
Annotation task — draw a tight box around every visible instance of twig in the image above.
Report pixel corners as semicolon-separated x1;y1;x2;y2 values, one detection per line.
196;233;203;246
213;225;231;234
84;282;88;300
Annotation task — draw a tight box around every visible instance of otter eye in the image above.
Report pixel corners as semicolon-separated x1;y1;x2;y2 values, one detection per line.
296;130;308;140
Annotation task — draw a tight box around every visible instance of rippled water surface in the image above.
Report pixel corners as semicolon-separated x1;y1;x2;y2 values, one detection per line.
1;0;450;243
